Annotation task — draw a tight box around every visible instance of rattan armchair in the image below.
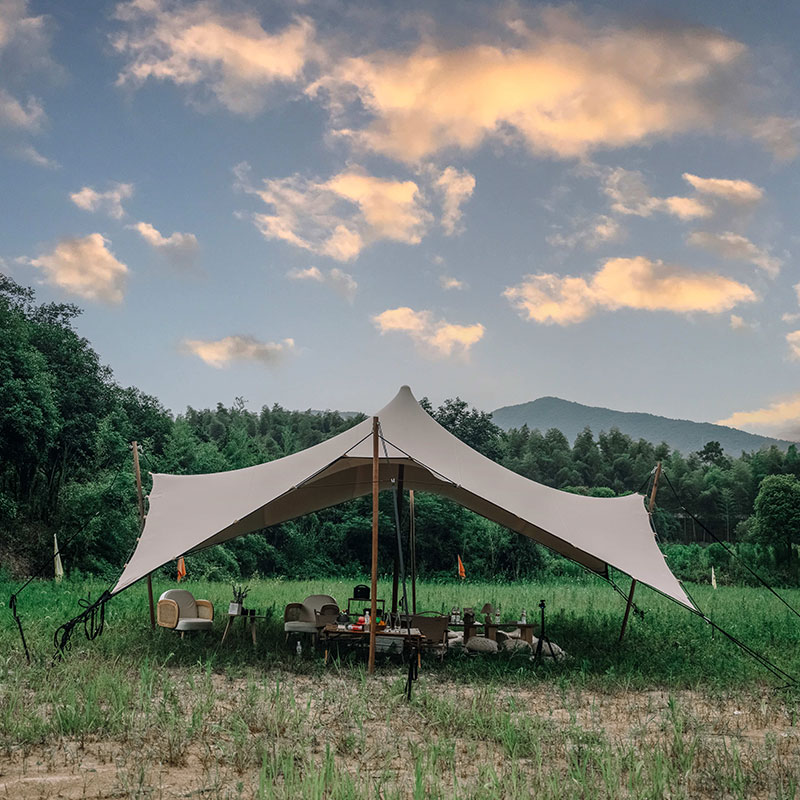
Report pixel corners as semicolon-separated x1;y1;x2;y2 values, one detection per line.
157;589;214;637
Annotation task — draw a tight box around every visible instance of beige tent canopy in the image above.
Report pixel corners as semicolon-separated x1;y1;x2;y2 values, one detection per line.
112;385;693;610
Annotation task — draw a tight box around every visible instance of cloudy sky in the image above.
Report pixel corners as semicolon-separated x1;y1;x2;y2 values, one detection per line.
2;0;799;439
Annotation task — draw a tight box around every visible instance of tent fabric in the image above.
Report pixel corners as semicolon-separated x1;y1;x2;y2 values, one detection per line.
111;386;694;610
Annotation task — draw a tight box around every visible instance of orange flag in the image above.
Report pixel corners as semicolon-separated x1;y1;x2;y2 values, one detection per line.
177;556;187;582
457;554;466;580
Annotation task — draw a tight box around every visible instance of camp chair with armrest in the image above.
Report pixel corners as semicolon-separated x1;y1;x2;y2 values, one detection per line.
284;594;337;644
157;589;214;638
410;614;450;658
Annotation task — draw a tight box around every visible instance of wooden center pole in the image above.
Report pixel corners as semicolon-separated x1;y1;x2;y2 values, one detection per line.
648;461;663;515
132;441;155;630
368;416;379;675
619;461;662;641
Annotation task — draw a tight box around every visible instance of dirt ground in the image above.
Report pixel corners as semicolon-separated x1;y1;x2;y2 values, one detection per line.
2;673;798;799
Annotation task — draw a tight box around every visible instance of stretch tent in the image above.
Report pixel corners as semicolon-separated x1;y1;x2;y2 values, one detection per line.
112;386;694;610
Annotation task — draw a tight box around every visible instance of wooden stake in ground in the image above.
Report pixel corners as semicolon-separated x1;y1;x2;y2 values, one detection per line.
132;441;155;630
368;416;379;675
619;461;662;642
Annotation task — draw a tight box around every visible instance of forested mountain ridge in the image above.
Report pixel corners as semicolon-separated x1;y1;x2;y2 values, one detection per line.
491;396;794;456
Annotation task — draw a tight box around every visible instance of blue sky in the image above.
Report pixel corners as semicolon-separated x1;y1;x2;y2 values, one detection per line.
2;0;799;438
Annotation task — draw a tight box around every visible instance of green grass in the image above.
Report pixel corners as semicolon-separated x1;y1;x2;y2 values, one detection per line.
2;575;800;798
4;573;800;687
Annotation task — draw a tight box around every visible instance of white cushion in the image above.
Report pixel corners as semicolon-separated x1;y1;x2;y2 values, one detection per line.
175;617;213;631
160;589;198;618
466;636;498;654
284;621;318;633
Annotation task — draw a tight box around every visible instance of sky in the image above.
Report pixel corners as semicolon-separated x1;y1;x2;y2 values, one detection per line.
1;0;799;440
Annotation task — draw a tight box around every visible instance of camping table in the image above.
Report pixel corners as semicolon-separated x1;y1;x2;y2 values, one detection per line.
221;611;267;645
483;622;537;645
320;624;424;665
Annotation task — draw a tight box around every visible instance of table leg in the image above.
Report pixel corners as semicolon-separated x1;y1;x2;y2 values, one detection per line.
521;627;533;645
486;625;497;642
251;617;257;646
221;615;234;644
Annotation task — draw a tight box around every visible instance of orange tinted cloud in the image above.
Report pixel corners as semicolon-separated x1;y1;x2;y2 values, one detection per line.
182;335;295;368
287;265;357;302
504;256;756;325
70;182;134;219
373;306;484;357
26;233;128;304
114;2;314;112
312;12;746;162
717;393;800;431
687;231;781;277
237;164;430;260
682;173;764;205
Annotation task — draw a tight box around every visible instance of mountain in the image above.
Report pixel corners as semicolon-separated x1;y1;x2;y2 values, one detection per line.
490;397;796;456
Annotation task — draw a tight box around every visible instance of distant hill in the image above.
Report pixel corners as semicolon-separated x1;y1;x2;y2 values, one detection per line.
491;397;796;456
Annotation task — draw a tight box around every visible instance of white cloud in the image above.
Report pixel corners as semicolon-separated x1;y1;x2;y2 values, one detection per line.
311;9;758;163
131;221;199;268
13;142;57;168
598;166;710;219
25;233;128;304
0;87;43;130
687;231;781;277
504;256;757;325
0;0;59;164
750;116;800;161
434;167;475;235
788;330;800;360
783;312;800;324
717;393;800;434
238;164;430;261
729;314;758;331
182;334;295;368
661;196;711;220
547;214;623;250
113;1;314;113
373;306;484;357
70;183;134;219
440;275;467;290
287;265;357;302
682;173;764;205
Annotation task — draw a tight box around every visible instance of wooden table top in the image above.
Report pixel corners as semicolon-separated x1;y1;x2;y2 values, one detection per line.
322;624;422;638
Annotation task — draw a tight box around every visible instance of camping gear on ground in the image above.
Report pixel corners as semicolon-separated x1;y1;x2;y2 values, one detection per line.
156;589;214;637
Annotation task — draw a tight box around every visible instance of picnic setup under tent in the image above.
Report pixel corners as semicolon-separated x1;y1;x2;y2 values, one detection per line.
104;385;697;671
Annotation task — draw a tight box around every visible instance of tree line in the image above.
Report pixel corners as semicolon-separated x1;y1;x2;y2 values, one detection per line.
2;274;799;587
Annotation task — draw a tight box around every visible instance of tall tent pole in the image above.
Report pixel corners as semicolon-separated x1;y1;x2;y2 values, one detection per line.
391;465;405;615
409;489;417;615
132;441;155;630
619;461;662;641
368;416;379;675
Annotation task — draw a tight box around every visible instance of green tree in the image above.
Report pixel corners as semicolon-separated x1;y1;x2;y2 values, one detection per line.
752;474;800;566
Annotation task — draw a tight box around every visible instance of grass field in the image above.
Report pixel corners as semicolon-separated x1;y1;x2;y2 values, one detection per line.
2;574;800;798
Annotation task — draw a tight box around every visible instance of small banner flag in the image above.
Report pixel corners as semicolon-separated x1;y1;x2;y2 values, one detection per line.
54;533;64;583
457;554;466;580
711;565;717;590
177;556;187;582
